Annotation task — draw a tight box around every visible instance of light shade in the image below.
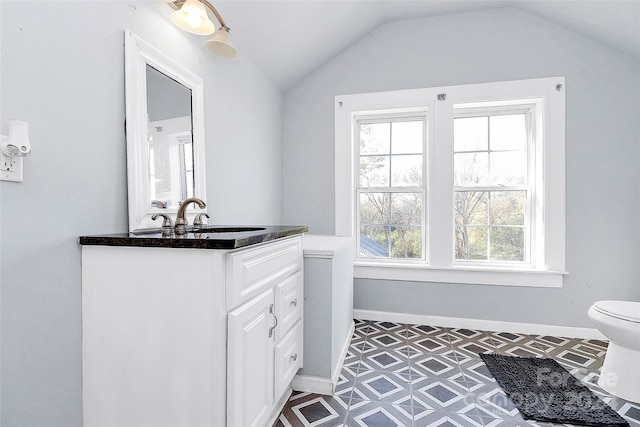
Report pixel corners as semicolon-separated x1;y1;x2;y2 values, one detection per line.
171;0;215;35
204;27;237;59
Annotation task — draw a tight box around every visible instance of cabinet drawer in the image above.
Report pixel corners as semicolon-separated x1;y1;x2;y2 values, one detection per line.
275;271;302;341
274;320;303;399
226;237;302;309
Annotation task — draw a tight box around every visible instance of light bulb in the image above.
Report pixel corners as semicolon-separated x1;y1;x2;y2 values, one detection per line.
171;0;215;35
186;12;201;29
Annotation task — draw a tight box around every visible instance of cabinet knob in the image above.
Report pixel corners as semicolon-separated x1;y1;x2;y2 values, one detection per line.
290;299;298;307
290;353;298;362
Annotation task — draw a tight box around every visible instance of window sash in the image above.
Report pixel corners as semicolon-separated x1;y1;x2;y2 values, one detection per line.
453;188;531;265
355;115;428;262
452;105;535;266
357;188;427;261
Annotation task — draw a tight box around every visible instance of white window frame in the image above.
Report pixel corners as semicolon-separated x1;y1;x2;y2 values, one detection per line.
452;102;537;267
335;77;566;287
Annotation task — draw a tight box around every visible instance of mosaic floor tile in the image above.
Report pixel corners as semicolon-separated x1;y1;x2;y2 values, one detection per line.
447;328;491;343
409;354;463;381
345;400;413;427
469;384;523;419
343;352;362;372
457;356;498;385
354;319;368;328
551;348;602;370
360;348;409;372
451;339;496;359
351;328;368;346
413;407;484;427
489;331;530;345
276;392;348;427
367;331;408;350
411;377;475;413
489;334;549;358
360;340;378;354
355;320;374;336
368;321;408;337
278;320;628;427
408;335;453;355
407;324;450;338
334;366;358;402
351;370;412;405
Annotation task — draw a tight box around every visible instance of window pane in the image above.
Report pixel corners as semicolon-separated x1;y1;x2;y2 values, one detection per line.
454;152;489;186
185;171;194;199
391;155;422;187
454;117;488;152
360;156;389;187
391;121;423;154
390;226;422;259
490;151;526;185
491;191;525;225
490;114;526;151
390;193;422;226
455;191;488;225
360;225;389;258
360;123;390;155
359;193;390;224
490;227;524;261
455;226;487;260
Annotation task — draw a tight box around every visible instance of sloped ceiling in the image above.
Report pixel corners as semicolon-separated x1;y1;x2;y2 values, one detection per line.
211;1;640;90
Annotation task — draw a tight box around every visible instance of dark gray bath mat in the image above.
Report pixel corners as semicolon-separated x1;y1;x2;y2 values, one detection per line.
479;353;629;426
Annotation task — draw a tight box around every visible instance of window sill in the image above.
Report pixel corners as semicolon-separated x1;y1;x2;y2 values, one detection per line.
354;261;567;287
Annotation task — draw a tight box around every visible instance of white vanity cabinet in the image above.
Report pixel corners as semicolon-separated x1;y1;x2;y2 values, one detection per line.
225;237;303;427
81;235;303;427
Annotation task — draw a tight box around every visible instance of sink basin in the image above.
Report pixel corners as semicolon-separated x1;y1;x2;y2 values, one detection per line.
196;227;266;233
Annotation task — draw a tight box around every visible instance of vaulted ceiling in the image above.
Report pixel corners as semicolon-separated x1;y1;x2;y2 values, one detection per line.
211;0;640;91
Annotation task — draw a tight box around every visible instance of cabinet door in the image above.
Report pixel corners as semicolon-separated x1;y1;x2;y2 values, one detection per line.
227;288;275;427
274;320;303;398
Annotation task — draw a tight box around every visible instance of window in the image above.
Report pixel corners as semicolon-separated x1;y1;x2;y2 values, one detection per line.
453;106;533;264
336;78;566;287
357;116;427;260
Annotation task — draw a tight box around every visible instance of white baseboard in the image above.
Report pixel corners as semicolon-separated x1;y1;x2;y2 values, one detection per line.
331;321;355;386
353;309;606;340
292;321;356;396
291;375;334;395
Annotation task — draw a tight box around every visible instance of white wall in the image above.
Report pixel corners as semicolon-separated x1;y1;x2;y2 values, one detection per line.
283;8;640;327
0;1;283;424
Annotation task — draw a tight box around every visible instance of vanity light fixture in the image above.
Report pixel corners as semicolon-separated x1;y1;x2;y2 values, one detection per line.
169;0;238;59
1;120;31;182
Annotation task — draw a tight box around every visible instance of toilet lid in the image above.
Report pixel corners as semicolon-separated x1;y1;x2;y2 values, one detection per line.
593;300;640;323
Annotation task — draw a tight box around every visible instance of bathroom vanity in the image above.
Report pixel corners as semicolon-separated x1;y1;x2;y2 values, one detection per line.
80;226;306;427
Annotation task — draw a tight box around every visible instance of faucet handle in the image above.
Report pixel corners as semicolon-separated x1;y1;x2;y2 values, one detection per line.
151;213;173;235
193;213;210;230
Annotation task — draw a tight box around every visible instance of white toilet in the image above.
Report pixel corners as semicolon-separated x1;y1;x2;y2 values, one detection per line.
588;300;640;403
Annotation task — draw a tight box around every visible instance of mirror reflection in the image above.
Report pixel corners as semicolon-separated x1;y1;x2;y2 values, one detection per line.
146;65;195;209
125;31;206;231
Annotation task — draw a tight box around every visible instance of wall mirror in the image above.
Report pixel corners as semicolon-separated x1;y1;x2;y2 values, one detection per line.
124;30;207;231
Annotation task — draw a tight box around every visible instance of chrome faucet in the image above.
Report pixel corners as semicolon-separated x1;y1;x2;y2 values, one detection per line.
175;197;207;235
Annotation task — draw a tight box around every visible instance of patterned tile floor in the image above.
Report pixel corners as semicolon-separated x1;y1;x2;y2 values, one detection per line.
275;319;640;427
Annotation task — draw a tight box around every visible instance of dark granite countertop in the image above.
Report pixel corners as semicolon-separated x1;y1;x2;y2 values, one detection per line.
79;225;308;250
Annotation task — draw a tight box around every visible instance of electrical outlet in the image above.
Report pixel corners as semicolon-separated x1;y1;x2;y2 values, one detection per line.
0;152;24;182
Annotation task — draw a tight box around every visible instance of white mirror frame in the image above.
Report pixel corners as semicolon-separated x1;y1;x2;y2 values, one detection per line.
124;30;207;231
